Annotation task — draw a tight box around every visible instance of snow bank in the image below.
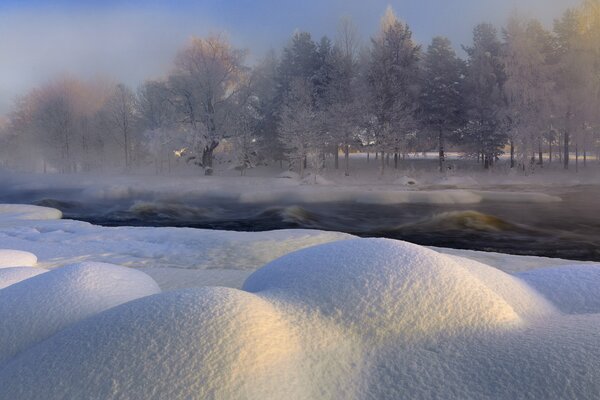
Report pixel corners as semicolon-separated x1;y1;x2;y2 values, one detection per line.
244;239;552;340
0;262;160;364
0;249;37;268
395;175;419;186
0;288;359;399
434;175;479;187
0;267;47;289
0;204;62;221
518;265;600;314
1;238;600;398
277;170;300;180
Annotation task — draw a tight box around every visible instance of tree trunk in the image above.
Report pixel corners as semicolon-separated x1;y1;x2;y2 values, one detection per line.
564;110;571;170
380;151;385;176
202;140;219;175
344;145;350;177
510;140;515;169
549;140;552;164
394;152;398;169
438;128;445;173
538;138;543;166
575;143;579;173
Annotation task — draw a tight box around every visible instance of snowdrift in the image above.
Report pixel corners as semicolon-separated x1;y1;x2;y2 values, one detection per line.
0;249;37;268
3;238;600;399
0;262;160;364
0;267;47;289
0;204;62;221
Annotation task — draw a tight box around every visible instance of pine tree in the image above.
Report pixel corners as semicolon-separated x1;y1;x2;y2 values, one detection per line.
366;6;421;175
420;36;466;173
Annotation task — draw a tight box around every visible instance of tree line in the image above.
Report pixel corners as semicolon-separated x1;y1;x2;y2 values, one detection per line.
1;1;600;177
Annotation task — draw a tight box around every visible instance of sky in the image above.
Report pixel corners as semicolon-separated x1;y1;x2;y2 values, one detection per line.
0;0;580;116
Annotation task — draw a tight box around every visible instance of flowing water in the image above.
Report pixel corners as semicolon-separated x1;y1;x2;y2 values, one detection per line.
2;185;600;261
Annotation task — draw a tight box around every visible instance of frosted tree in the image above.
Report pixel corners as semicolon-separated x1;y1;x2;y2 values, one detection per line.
102;83;139;169
503;15;555;170
328;17;361;176
168;35;248;175
366;6;421;175
279;79;321;179
138;80;178;173
420;36;466;173
249;51;283;165
463;23;507;169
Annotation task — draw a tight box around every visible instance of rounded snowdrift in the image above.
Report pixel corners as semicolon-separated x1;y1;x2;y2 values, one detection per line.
0;204;62;221
0;262;160;364
243;239;551;340
1;238;600;399
0;249;38;268
0;288;315;399
518;265;600;314
0;267;47;289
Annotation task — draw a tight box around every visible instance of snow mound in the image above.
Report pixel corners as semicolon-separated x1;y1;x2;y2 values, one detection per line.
243;238;549;340
0;288;350;399
277;170;300;180
0;249;37;268
434;175;479;186
0;204;62;221
0;262;160;364
518;265;600;314
0;267;47;289
395;176;419;186
301;173;334;185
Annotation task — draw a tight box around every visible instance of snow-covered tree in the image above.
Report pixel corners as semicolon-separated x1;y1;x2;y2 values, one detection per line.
366;6;421;174
278;79;321;178
463;23;507;169
168;35;248;175
420;36;466;172
503;15;556;170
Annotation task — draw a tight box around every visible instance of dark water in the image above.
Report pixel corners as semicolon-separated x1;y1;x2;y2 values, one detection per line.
2;185;600;261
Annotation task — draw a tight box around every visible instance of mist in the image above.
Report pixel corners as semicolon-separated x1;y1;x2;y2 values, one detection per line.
0;0;580;115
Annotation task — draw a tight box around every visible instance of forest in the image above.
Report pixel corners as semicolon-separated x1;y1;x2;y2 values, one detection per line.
1;1;600;177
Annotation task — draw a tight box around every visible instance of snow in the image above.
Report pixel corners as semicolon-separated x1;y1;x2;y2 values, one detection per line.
1;203;600;398
0;204;62;221
1;237;600;398
518;266;600;314
0;262;160;364
243;239;554;340
394;175;419;186
0;249;37;268
0;267;47;289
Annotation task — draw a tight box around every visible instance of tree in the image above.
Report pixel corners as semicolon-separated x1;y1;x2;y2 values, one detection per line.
278;79;321;178
463;23;507;169
420;36;466;172
169;34;248;175
103;84;138;169
366;6;421;175
503;15;556;170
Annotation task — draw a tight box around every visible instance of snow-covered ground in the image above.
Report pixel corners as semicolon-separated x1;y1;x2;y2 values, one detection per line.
1;204;600;399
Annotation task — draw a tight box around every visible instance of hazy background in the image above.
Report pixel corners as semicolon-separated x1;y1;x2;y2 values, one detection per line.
0;0;580;116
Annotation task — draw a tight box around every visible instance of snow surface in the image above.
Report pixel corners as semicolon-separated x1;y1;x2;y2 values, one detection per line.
0;262;160;364
1;204;600;398
0;204;62;220
1;238;600;399
0;249;37;268
0;267;47;289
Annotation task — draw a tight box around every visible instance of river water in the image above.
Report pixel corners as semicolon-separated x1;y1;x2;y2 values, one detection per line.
2;185;599;261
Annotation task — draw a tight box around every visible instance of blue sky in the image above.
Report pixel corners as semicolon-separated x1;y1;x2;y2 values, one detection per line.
0;0;580;114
